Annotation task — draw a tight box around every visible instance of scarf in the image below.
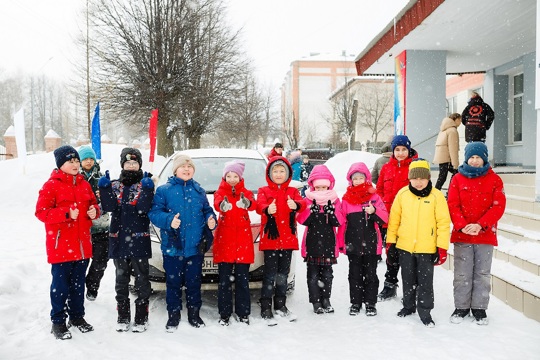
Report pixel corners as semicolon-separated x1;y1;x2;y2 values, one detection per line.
342;183;376;205
458;163;490;178
119;169;143;186
304;189;339;206
408;180;433;197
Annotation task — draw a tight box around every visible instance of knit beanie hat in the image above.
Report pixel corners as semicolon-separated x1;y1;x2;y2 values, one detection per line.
408;159;431;180
120;147;142;168
172;154;196;175
391;135;411;152
269;159;290;180
223;160;245;179
312;179;331;188
78;145;96;162
54;145;80;169
464;141;488;164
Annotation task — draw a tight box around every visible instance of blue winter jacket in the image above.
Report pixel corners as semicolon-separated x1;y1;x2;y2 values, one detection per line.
100;180;154;259
149;176;216;258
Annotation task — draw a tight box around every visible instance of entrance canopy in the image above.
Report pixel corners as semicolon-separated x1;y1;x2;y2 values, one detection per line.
355;0;536;75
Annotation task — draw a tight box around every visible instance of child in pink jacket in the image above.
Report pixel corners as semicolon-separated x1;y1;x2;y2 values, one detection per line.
338;162;388;316
297;165;345;314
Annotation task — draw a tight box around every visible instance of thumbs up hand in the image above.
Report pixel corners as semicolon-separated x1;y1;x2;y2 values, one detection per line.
98;170;111;188
87;205;97;219
171;213;181;229
267;199;277;215
220;196;233;212
141;172;154;189
236;192;251;209
364;201;375;214
287;195;298;210
310;199;320;214
323;200;335;215
69;203;79;220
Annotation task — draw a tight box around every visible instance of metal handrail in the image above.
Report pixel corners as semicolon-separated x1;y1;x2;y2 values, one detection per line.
412;132;438;148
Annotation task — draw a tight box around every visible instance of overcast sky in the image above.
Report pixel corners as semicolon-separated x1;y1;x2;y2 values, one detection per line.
0;0;409;87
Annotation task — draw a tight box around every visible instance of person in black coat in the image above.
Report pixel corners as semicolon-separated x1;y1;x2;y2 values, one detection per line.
461;92;494;143
99;147;154;332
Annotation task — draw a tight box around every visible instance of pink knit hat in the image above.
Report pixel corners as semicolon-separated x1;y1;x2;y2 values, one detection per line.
223;160;245;179
312;179;331;188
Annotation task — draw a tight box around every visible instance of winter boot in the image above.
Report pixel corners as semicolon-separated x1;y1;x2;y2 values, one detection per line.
165;310;181;333
260;298;277;326
274;296;297;322
218;315;230;326
397;307;416;317
421;315;435;328
313;302;324;314
68;318;94;333
321;298;334;313
349;304;361;316
86;288;97;301
51;322;72;340
116;300;131;332
472;309;488;325
237;315;250;325
132;301;149;333
187;307;205;328
377;282;398;301
450;308;470;324
365;304;377;317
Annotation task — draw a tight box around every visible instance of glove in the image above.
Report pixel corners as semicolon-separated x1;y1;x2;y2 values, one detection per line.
433;247;447;266
220;196;233;212
263;215;280;240
386;243;397;266
236;192;251;209
98;170;111;188
323;200;335;215
310;199;320;214
141;172;154;189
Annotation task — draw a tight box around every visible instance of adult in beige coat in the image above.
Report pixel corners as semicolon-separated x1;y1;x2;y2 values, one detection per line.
433;113;461;190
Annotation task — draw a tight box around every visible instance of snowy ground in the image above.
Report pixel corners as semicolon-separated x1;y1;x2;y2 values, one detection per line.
1;145;539;359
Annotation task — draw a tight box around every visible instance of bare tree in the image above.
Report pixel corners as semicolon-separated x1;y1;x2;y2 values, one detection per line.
0;70;24;143
89;0;245;155
356;84;393;146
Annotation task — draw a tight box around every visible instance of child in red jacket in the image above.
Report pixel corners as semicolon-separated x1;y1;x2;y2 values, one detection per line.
213;160;257;326
35;145;99;340
257;156;306;325
297;165;344;314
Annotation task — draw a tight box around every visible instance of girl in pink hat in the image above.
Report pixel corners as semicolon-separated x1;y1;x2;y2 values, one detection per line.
213;160;257;326
297;164;345;314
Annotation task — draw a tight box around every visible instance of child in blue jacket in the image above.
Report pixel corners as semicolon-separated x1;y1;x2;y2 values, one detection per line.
149;154;216;331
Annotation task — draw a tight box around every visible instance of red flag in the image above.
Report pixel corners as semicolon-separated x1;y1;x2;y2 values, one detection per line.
148;109;158;162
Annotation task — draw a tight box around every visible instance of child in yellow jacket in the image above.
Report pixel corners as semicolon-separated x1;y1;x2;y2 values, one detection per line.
386;159;450;327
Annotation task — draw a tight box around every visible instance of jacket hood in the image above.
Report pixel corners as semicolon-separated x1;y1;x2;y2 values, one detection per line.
440;117;459;131
266;155;293;188
307;164;335;190
346;162;372;186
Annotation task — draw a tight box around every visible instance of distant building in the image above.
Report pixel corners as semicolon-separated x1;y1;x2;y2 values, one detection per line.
281;52;357;147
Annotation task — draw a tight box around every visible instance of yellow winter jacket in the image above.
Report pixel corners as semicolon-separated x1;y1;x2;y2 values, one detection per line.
386;186;450;253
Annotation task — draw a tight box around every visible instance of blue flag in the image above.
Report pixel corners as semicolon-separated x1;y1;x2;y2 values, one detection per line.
91;102;101;160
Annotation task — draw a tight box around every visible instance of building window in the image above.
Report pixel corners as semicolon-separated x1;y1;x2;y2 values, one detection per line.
510;73;523;143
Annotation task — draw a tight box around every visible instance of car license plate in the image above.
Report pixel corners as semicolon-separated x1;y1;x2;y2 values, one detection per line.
202;257;219;274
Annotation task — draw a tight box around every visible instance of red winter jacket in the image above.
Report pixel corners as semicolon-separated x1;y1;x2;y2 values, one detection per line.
447;168;506;246
257;156;306;250
376;148;418;213
213;178;257;264
35;169;99;264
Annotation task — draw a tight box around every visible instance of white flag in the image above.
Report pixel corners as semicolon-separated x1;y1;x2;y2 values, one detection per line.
14;108;27;166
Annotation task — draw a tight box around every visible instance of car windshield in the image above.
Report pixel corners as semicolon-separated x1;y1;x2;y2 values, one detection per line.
158;156;268;194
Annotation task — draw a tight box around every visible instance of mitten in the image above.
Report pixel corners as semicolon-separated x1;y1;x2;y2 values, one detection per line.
236;192;251;209
220;196;233;212
264;215;279;240
323;200;335;215
386;243;397;266
141;172;154;189
98;170;111;188
433;247;447;266
310;199;320;214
